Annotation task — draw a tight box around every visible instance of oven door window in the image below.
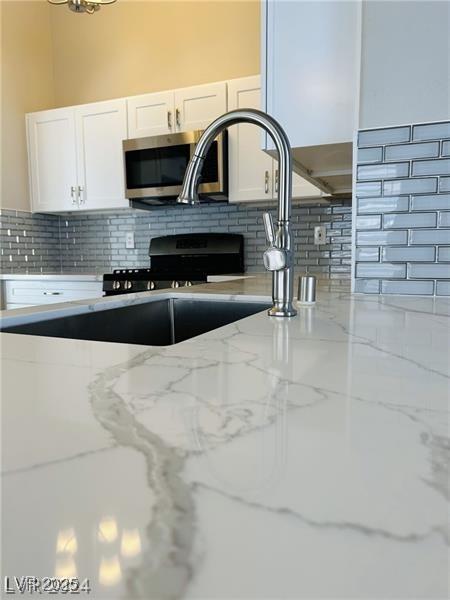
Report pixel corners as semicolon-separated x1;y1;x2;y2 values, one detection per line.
125;142;218;190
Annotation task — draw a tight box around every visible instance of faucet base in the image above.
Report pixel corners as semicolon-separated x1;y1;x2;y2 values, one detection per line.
268;304;297;318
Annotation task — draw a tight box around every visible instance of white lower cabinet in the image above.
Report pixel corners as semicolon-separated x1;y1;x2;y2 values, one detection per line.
3;280;103;310
227;76;323;203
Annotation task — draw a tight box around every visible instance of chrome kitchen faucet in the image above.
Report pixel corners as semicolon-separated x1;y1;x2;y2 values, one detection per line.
177;108;297;318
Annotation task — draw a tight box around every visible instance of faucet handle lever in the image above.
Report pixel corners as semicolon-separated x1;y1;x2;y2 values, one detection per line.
263;212;276;246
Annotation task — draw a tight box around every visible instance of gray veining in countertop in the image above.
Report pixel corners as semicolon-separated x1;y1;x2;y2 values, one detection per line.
1;274;448;599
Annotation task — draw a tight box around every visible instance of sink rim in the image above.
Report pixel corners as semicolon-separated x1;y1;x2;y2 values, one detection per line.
0;291;273;331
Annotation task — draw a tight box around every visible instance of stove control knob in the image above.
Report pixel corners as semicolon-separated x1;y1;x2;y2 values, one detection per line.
147;281;155;290
112;280;121;290
171;280;180;289
184;281;193;287
124;280;132;290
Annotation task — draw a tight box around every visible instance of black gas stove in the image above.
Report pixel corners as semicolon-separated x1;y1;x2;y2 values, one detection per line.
103;233;244;296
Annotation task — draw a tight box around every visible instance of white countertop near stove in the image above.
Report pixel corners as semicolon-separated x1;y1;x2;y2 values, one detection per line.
1;275;448;599
0;272;103;281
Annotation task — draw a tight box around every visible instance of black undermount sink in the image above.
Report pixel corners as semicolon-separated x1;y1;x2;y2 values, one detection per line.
1;297;270;346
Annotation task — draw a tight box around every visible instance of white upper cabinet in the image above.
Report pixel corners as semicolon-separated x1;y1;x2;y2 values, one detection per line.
228;76;322;203
174;82;227;132
228;76;274;202
27;108;78;213
126;83;227;139
263;0;361;194
27;100;128;213
127;91;174;138
75;99;128;210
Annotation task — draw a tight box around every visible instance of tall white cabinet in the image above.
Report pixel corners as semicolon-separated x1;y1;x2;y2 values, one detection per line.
228;76;322;203
27;100;128;213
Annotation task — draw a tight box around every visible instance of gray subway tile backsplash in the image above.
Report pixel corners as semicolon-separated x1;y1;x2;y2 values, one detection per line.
412;122;450;141
440;177;450;193
358;126;410;147
356;263;406;279
356;247;380;262
409;263;450;279
357;196;409;214
383;212;437;229
381;280;435;295
356;181;382;197
410;193;450;211
436;281;450;296
384;141;440;161
437;247;450;261
356;230;408;246
411;158;450;177
354;279;380;294
409;229;450;245
357;162;409;181
355;119;450;296
355;215;381;230
1;202;352;278
439;212;450;227
382;246;435;262
383;177;438;196
357;147;383;164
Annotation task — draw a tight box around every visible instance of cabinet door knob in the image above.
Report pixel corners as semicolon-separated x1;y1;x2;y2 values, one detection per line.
175;108;181;128
264;170;270;194
167;110;172;129
71;186;77;205
78;185;85;204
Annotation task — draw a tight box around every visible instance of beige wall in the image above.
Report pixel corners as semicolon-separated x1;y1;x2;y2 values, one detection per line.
1;0;259;211
1;0;55;210
51;0;260;106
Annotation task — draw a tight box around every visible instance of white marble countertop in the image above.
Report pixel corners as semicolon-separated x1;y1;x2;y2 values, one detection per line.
0;272;103;281
1;275;449;599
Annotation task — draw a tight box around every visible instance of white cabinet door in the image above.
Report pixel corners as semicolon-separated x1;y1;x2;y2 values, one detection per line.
227;76;274;203
127;91;174;138
75;99;128;210
263;0;360;194
27;108;78;213
264;0;359;148
228;76;322;203
174;82;227;132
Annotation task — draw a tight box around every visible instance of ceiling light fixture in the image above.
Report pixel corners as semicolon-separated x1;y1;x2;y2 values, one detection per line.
47;0;117;15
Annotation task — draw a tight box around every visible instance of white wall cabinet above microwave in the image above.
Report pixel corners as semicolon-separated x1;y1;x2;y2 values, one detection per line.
228;76;323;203
127;82;227;138
27;99;128;213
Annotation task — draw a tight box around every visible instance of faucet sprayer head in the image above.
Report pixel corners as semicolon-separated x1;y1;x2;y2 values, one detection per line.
176;154;203;205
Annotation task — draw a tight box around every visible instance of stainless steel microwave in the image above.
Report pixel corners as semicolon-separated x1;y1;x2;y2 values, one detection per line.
123;130;228;207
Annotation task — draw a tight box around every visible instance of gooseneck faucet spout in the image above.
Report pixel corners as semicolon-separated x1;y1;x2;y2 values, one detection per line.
177;108;297;317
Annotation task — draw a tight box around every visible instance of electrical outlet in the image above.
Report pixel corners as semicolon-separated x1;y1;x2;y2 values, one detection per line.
314;225;326;245
125;231;135;249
